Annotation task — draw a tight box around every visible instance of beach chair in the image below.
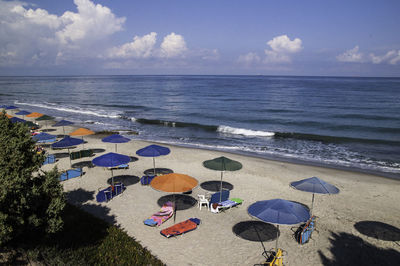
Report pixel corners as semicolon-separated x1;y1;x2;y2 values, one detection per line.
294;216;316;244
263;249;285;266
210;198;244;213
37;137;57;144
208;190;230;207
96;182;126;202
43;154;56;165
160;218;201;238
144;201;174;227
59;168;83;181
140;175;155;185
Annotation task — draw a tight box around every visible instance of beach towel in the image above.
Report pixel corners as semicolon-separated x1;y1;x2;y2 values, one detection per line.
160;218;201;238
144;201;174;227
210;198;243;213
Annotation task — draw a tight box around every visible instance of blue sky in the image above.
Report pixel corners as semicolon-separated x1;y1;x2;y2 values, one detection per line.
0;0;399;76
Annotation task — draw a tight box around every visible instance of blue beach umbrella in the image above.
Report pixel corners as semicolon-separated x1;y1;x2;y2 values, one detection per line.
136;144;170;176
92;152;131;185
15;110;31;120
52;136;84;166
248;199;310;251
290;176;340;215
52;119;74;135
10;117;26;123
32;132;57;142
5;105;18;115
101;134;130;152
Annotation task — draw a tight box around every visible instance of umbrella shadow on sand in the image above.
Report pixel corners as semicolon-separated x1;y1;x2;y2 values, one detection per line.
354;221;400;241
90;148;106;154
233;221;279;242
144;168;173;176
72;160;94;169
107;175;140;186
200;180;234;192
54;152;70;159
157;194;197;211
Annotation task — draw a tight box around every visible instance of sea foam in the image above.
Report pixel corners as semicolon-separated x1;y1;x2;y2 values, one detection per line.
217;125;275;137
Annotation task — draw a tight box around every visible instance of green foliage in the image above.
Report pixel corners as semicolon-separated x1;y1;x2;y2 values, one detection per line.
1;204;164;265
0;113;65;245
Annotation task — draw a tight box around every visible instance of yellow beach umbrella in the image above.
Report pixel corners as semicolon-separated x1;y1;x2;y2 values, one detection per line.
69;128;95;149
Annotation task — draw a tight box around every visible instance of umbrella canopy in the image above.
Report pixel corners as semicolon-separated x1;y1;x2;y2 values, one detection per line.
52;136;84;148
32;132;57;142
151;173;198;223
36;114;54;121
69;128;95;136
70;128;95;149
92;152;131;185
290;176;339;215
52;136;84;167
248;199;310;251
53;120;74;127
26;112;44;118
5;105;18;110
10;117;26;123
15;110;31;115
136;144;171;175
4;113;13;118
102;134;131;152
203;156;242;201
151;173;198;193
52;119;74;135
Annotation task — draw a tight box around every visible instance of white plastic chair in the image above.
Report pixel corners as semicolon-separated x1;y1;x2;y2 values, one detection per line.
197;194;209;210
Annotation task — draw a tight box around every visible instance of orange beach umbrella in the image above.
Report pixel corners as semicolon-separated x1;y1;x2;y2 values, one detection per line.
151;173;198;223
69;128;95;149
4;113;13;118
26;112;44;118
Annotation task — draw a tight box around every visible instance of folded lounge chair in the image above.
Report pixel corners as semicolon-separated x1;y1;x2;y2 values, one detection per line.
160;218;201;238
70;149;94;160
43;154;56;165
295;216;316;244
96;182;126;202
59;168;83;181
144;201;174;227
140;175;155;185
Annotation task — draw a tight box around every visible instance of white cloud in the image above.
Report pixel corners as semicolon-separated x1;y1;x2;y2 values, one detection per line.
238;52;260;65
0;0;126;66
370;50;400;65
159;32;187;58
264;35;303;63
336;46;363;62
108;32;157;58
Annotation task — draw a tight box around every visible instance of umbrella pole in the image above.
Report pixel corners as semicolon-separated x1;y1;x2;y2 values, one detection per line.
62;126;65;136
153;157;156;176
173;194;176;223
115;143;117;152
68;147;72;167
311;193;315;216
82;136;85;149
220;171;224;202
111;169;114;186
276;225;279;252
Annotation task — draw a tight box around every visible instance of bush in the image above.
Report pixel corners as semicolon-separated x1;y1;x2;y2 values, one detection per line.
0;113;65;245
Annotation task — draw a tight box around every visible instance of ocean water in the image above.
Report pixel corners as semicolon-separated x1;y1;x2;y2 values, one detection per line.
1;75;399;178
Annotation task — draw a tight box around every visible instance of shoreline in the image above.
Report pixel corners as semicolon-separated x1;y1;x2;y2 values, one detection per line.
41;125;400;265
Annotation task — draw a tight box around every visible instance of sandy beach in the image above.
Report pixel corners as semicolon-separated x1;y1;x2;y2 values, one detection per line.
40;125;400;266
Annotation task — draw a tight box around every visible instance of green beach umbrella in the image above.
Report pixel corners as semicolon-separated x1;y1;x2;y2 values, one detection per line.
203;156;242;202
36;115;55;130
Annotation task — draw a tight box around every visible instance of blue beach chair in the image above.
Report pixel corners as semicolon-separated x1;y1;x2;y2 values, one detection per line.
295;216;317;244
43;154;56;165
96;182;126;202
59;168;83;181
140;175;155;185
